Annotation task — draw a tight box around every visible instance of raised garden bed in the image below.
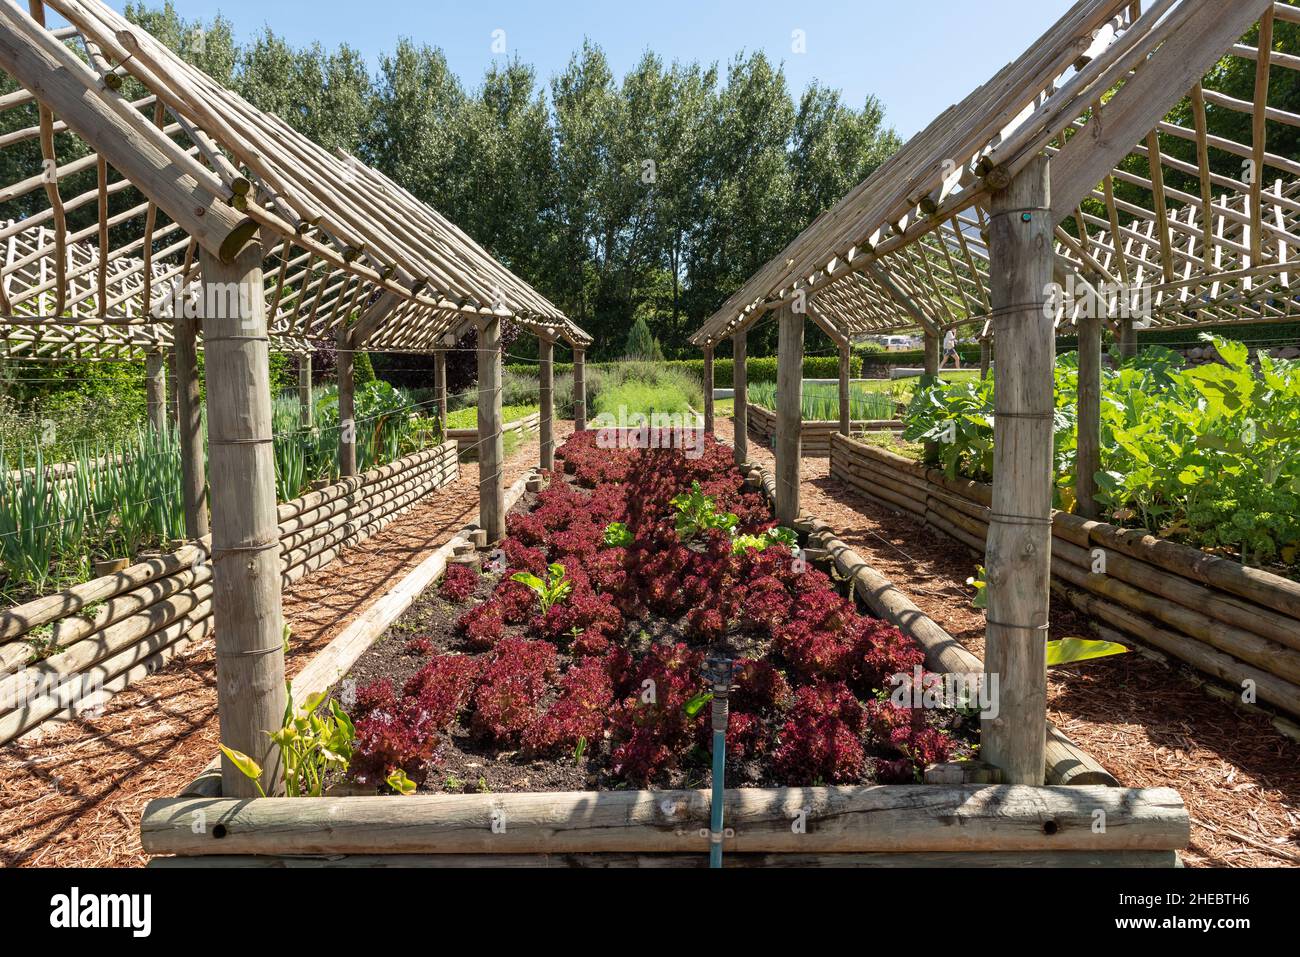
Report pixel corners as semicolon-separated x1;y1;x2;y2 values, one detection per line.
829;431;1300;727
141;433;1187;867
745;403;899;456
448;411;540;459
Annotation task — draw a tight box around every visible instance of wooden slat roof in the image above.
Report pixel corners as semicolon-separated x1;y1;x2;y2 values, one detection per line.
0;0;589;359
692;0;1299;345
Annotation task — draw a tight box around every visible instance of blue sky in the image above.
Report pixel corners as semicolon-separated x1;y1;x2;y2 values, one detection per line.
101;0;1075;138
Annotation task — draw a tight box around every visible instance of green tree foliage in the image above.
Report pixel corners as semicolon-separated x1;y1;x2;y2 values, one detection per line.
3;5;902;366
623;316;665;361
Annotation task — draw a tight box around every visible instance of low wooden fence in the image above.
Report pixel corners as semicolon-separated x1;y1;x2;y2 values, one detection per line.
829;432;1300;722
745;403;899;456
448;411;540;459
0;441;460;746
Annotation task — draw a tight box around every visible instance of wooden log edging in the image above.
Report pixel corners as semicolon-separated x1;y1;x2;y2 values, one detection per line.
141;785;1188;857
180;467;540;798
147;849;1179;868
0;442;461;746
828;432;1300;719
745;402;899;456
737;461;1115;787
448;411;541;458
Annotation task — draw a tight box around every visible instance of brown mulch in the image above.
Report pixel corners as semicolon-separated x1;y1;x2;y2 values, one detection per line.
0;426;570;868
719;418;1300;868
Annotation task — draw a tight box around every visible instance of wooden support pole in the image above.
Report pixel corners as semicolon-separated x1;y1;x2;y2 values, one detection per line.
145;348;167;432
297;354;312;429
433;349;447;431
1119;316;1137;359
1076;314;1103;520
173;306;209;539
166;349;178;424
702;344;715;435
981;153;1053;786
732;330;748;465
199;243;286;799
477;315;505;542
922;332;940;462
980;336;992;380
538;333;554;473
923;332;940;377
838;341;852;437
775;304;803;525
572;346;586;431
336;325;356;477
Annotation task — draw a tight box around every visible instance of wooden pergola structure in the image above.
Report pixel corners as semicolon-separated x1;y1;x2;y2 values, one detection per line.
693;0;1298;785
0;0;589;797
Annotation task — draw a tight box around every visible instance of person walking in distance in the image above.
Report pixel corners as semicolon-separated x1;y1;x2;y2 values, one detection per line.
941;328;961;370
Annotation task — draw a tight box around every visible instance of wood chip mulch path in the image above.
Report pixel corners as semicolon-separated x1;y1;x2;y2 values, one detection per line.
0;425;570;868
719;418;1300;868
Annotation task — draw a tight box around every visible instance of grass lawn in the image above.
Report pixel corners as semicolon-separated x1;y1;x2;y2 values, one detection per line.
444;403;538;430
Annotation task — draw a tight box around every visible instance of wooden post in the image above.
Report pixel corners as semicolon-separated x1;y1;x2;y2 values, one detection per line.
173;306;209;539
434;349;447;430
166;350;178;424
478;316;505;542
702;344;715;435
838;341;852;437
775;304;804;525
1076;313;1103;520
539;333;554;472
572;346;586;432
922;333;940;463
297;354;313;428
336;325;356;477
1119;316;1137;359
200;243;286;799
923;332;939;377
732;329;748;465
980;335;992;380
981;153;1053;786
145;348;167;432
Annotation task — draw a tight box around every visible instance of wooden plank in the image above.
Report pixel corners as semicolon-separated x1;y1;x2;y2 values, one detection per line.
148;849;1180;868
140;785;1188;856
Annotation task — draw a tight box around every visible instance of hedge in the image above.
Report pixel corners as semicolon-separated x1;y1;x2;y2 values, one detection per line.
506;320;1300;386
505;356;847;387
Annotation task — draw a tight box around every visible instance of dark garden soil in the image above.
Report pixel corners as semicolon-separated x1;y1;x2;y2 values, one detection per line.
332;432;977;796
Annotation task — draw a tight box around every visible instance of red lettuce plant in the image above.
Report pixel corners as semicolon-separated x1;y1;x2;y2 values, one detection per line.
471;638;559;745
771;682;866;785
439;563;479;602
457;599;505;650
404;654;483;728
524;656;614;754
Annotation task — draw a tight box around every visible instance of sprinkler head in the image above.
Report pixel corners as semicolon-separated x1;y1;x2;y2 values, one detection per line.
701;655;738;692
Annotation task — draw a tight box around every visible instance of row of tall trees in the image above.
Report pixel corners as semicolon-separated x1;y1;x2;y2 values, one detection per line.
122;2;902;358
